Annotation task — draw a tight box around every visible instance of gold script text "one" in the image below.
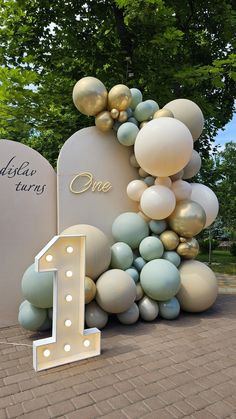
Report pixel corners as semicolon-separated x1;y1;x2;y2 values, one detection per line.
70;172;112;194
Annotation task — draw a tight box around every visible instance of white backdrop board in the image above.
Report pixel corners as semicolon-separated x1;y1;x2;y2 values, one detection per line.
0;140;57;327
57;127;138;242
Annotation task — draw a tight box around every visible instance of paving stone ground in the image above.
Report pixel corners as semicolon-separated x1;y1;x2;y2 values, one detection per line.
0;278;236;419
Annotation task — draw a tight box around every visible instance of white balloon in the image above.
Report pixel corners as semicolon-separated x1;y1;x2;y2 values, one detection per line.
127;179;148;202
164;98;204;141
134;118;193;177
140;185;176;220
155;177;172;188
191;183;219;228
172;180;192;201
183;150;202;179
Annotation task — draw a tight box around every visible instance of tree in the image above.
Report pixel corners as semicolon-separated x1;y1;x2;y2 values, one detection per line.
197;141;236;235
0;0;235;165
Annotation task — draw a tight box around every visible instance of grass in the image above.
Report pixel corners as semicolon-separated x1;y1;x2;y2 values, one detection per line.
196;250;236;275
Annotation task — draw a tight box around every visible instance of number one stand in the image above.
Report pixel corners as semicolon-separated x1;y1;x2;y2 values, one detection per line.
33;235;101;372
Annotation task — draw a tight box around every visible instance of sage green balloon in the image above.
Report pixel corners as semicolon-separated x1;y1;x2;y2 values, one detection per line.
47;307;53;320
139;237;164;261
18;300;47;331
140;259;180;301
117;303;139;325
128;117;139;126
38;316;52;331
145;100;159;114
85;301;108;329
134;101;154;122
112;212;149;249
130;88;143;110
159;297;180;320
117;122;139;146
163;251;181;267
21;264;53;309
139;296;159;321
149;220;167;235
111;242;133;270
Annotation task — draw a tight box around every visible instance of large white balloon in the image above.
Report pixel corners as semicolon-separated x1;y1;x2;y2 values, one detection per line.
183;150;202;179
164;99;204;141
134;118;193;177
191;183;219;228
140;185;176;220
171;180;192;201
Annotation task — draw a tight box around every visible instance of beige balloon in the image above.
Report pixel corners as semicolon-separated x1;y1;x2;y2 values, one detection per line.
164;99;204;141
85;276;97;304
108;84;132;111
72;77;107;116
177;237;199;259
95;111;113;132
134;118;193;177
167;200;206;237
170;170;184;181
183;150;202;179
155;177;172;188
160;230;179;250
135;282;144;301
177;260;218;312
171;179;192;201
127;179;148;202
62;224;111;280
140;185;176;220
191;183;219;228
153;108;174;119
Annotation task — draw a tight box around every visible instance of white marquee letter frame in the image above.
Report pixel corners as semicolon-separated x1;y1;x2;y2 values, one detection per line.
33;234;101;372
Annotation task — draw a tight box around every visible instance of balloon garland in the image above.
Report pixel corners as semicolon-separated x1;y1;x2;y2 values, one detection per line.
18;77;219;332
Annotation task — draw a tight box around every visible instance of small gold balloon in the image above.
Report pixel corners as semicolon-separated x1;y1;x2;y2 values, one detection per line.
72;76;107;116
153;108;174;119
177;238;199;259
110;108;119;119
160;230;179;250
95;111;114;132
85;276;96;304
180;237;187;243
118;110;128;123
108;84;132;111
167;200;206;238
140;121;149;129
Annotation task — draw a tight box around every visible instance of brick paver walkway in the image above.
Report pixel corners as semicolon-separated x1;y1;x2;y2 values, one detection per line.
0;293;236;419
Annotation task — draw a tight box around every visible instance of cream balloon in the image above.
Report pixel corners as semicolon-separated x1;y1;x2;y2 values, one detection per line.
127;180;148;202
134;118;193;177
155;177;172;188
140;185;176;220
177;260;218;312
171;180;192;201
191;183;219;228
183;150;202;179
164;99;204;141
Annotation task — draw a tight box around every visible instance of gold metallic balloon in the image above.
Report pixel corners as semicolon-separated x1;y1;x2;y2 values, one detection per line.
110;108;119;119
177;237;199;259
153;108;174;119
160;230;179;250
85;276;96;304
118;110;128;123
72;77;107;116
95;111;114;132
167;200;206;238
108;84;132;111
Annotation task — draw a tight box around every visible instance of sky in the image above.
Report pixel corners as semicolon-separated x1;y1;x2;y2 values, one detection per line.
214;112;236;149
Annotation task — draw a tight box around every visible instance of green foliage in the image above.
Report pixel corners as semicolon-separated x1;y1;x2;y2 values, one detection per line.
198;238;219;253
0;0;235;164
230;242;236;257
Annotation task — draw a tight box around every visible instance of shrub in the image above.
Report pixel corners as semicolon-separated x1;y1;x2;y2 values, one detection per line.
230;242;236;256
199;238;219;253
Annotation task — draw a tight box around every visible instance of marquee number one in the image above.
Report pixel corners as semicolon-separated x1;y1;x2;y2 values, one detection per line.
33;234;101;372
